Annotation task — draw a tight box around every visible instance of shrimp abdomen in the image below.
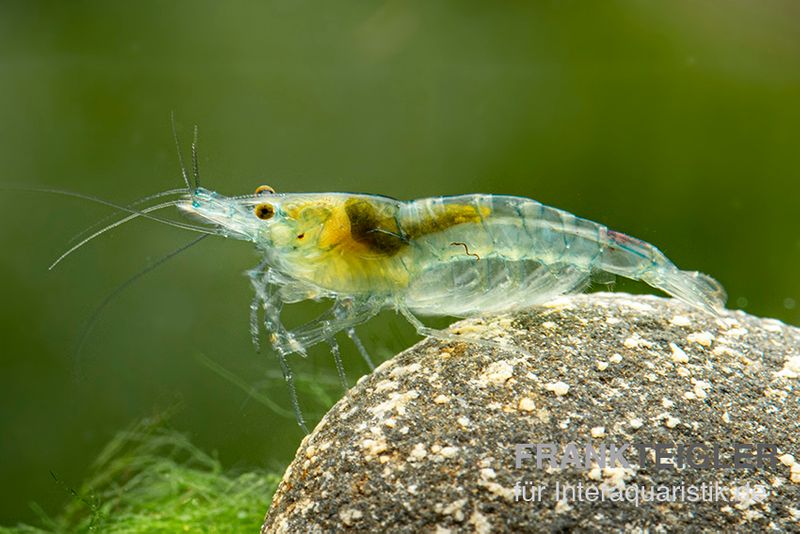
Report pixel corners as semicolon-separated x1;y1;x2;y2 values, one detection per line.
402;195;726;316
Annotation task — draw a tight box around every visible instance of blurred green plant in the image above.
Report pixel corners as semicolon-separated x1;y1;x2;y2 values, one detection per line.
0;416;279;533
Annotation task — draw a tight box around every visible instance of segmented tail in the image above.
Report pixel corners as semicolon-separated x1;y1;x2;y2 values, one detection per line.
642;268;727;316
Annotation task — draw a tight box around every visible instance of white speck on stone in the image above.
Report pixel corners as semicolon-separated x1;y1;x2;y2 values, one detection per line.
451;322;484;336
684;391;696;400
339;508;363;526
433;394;450;404
339;406;359;420
441;499;467;522
624;334;642;349
601;466;635;490
621;299;655;312
779;454;795;467
670;343;689;363
478;457;494;468
554;499;573;514
693;380;710;400
662;398;674;409
369;390;419;419
630;418;643;429
408;443;427;462
731;484;767;510
587;467;602;481
457;416;471;428
439;446;458;459
596;360;609;371
361;435;388;458
606;316;621;325
687;331;714;347
665;416;680;428
469;508;492;534
609;353;623;364
542;321;557;329
712;345;741;358
671;315;692;327
480;468;497;480
518;397;536;412
776;356;800;379
496;316;514;329
762;319;784;333
677;366;690;377
389;362;422;378
545;381;570;396
544;296;573;310
537;408;551;423
374;379;399;393
722;412;731;424
477;480;515;501
591;426;606;438
723;327;747;338
481;360;515;386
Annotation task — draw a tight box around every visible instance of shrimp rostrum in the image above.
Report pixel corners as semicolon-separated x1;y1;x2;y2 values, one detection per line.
178;186;726;428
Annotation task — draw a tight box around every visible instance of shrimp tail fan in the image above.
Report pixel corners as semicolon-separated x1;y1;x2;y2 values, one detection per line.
642;268;727;316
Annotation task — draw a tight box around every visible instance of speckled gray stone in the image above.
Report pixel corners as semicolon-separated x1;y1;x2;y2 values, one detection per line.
262;293;800;533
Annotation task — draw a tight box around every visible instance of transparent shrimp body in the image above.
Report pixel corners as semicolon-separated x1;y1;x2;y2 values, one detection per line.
180;188;726;429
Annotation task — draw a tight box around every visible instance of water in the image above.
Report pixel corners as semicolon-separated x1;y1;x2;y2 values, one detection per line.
1;0;798;525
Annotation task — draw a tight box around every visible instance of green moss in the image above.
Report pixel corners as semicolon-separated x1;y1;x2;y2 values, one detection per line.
2;418;280;533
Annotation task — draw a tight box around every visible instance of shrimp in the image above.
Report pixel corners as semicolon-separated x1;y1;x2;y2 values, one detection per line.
34;123;723;431
177;186;727;429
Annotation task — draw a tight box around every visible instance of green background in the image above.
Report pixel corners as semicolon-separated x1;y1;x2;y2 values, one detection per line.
1;0;798;525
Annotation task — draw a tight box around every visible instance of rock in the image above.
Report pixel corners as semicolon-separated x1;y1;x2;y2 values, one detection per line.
262;293;800;533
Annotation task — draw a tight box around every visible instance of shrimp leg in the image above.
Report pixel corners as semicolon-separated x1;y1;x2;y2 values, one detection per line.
247;260;272;352
248;268;308;432
347;327;375;370
287;298;380;351
327;338;348;391
291;298;379;389
284;297;381;388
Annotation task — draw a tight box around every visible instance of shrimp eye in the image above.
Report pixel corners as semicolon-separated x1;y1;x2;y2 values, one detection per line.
255;185;275;195
254;203;275;220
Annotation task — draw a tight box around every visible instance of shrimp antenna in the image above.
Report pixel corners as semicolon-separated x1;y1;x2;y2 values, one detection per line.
3;186;213;235
72;234;210;378
191;124;201;190
48;198;194;271
63;188;187;247
170;111;193;193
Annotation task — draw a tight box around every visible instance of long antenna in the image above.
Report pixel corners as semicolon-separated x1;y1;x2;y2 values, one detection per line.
191;124;201;190
72;234;210;378
170;111;192;192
